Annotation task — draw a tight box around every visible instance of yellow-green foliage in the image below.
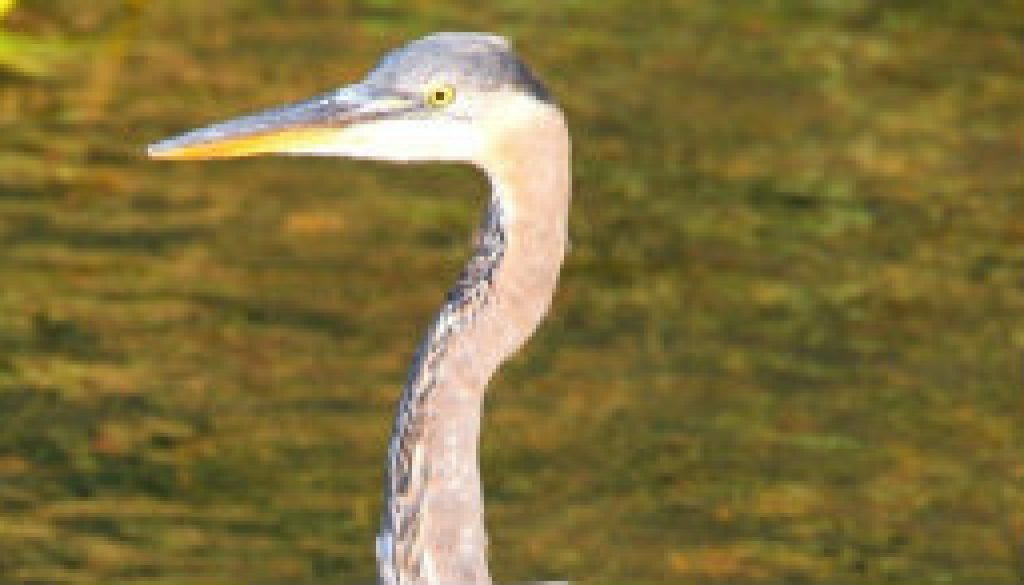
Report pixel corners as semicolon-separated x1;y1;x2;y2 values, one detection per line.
0;0;17;19
1;1;1023;583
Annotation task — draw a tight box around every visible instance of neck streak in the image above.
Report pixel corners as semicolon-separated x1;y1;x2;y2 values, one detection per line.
377;103;570;584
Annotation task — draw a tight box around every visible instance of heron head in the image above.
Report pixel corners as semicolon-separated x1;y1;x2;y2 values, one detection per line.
147;33;554;166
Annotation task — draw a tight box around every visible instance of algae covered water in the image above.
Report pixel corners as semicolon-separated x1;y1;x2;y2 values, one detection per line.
0;1;1022;583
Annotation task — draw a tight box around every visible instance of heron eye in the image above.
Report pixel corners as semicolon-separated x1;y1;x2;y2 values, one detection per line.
426;84;456;107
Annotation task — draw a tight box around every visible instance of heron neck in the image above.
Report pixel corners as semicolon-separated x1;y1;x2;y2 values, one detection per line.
378;105;570;585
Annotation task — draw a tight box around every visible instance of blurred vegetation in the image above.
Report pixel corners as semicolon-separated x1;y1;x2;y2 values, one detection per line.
0;0;72;77
1;0;1023;583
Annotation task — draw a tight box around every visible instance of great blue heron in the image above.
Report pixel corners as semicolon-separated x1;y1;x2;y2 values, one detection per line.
148;33;570;584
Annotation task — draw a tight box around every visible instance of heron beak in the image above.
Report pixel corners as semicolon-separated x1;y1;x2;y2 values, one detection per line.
147;85;415;160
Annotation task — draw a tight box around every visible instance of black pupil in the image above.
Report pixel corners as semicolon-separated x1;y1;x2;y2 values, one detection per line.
434;90;446;102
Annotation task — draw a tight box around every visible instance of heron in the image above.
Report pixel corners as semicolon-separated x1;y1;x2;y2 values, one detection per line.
148;33;571;584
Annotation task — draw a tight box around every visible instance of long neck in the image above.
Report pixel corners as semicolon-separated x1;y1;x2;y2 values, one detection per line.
376;106;570;584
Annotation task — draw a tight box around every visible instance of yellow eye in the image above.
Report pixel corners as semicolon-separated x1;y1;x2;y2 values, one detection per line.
425;84;456;107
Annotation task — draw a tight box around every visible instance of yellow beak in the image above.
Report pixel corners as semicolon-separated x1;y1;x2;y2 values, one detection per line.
147;85;414;160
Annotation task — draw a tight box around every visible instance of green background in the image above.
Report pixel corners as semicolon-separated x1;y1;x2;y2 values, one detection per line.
1;1;1023;583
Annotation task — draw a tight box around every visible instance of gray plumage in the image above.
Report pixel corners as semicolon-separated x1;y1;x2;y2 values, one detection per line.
379;199;507;584
148;32;571;585
366;33;552;103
